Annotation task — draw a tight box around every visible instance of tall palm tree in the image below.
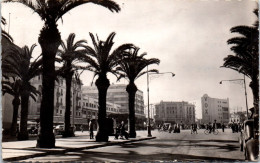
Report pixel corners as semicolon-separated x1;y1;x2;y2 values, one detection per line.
56;33;88;137
116;47;160;138
4;0;120;147
222;8;259;136
83;32;135;141
2;78;21;136
2;44;42;140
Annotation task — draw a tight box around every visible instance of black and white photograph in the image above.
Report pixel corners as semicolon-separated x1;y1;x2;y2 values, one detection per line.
1;0;259;162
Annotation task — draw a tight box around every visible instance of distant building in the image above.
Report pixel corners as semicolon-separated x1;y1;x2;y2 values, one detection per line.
229;111;247;123
154;101;196;125
201;94;230;124
82;84;145;118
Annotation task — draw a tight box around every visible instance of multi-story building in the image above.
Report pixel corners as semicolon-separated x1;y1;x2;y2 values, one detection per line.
28;75;86;126
2;75;121;131
201;94;230;124
82;84;145;118
2;23;22;130
154;101;196;125
80;95;121;122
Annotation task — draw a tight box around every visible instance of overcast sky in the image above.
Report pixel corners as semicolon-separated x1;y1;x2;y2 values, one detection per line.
1;0;258;119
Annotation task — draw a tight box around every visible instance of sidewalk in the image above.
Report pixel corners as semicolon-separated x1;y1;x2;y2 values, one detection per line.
2;131;156;162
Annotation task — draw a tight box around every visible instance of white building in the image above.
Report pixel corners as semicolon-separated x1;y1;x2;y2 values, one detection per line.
82;84;145;118
201;94;230;124
229;111;247;123
154;101;196;125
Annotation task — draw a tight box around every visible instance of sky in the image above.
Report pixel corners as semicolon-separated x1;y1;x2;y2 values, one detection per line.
1;0;258;119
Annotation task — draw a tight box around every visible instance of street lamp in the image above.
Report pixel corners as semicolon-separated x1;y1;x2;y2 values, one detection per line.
219;75;249;118
147;66;175;137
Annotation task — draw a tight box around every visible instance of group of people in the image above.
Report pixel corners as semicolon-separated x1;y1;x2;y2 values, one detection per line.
114;121;129;140
205;121;225;133
86;120;129;140
158;123;181;133
231;122;242;133
191;123;198;134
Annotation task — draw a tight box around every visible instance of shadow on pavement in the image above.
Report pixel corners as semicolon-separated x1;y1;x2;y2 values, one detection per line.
51;149;244;162
117;140;239;152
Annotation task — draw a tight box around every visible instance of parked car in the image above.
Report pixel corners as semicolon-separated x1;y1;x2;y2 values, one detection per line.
239;120;259;161
54;125;64;135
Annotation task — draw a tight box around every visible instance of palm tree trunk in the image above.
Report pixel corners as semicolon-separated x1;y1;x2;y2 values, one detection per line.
10;96;20;136
64;73;73;137
37;22;61;148
95;74;110;142
17;93;29;140
126;82;137;138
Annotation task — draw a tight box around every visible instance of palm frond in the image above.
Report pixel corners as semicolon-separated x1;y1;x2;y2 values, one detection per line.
57;0;120;21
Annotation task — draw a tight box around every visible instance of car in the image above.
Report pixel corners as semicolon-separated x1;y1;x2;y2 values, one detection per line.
54;125;64;135
239;120;259;161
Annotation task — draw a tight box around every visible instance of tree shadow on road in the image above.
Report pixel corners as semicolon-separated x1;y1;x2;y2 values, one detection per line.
121;140;239;152
61;149;244;162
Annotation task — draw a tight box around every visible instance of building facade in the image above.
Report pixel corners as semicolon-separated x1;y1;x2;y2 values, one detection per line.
2;75;121;131
154;101;196;125
229;111;247;123
201;94;230;124
82;84;145;118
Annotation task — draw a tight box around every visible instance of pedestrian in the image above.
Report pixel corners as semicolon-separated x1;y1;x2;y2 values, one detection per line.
169;124;172;133
231;122;234;133
89;120;94;139
208;122;212;133
119;121;128;139
114;123;120;139
80;124;84;133
222;123;225;132
194;123;198;134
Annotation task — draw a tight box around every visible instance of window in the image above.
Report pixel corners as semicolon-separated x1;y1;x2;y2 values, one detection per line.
222;107;228;111
60;110;62;114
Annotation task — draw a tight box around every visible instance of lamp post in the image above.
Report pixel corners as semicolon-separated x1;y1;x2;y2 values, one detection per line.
147;66;175;137
219;75;249;118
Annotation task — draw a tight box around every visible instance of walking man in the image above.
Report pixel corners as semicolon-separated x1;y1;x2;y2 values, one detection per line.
222;123;225;132
89;120;94;139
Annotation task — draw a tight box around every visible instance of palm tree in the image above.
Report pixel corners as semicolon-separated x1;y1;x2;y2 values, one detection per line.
2;78;21;136
2;44;42;140
83;32;135;141
56;33;88;137
116;47;160;138
222;8;259;136
4;0;120;147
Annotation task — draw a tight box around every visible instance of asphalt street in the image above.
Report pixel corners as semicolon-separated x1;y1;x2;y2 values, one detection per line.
20;128;244;162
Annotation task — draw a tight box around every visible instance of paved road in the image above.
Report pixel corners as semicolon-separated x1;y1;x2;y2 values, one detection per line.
21;128;244;162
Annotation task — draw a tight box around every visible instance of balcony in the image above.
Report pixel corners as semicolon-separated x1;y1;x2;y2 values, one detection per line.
56;102;63;107
56;92;61;97
76;105;81;110
76;96;81;101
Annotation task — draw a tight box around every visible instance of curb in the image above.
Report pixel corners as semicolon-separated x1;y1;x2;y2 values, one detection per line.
3;137;156;162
